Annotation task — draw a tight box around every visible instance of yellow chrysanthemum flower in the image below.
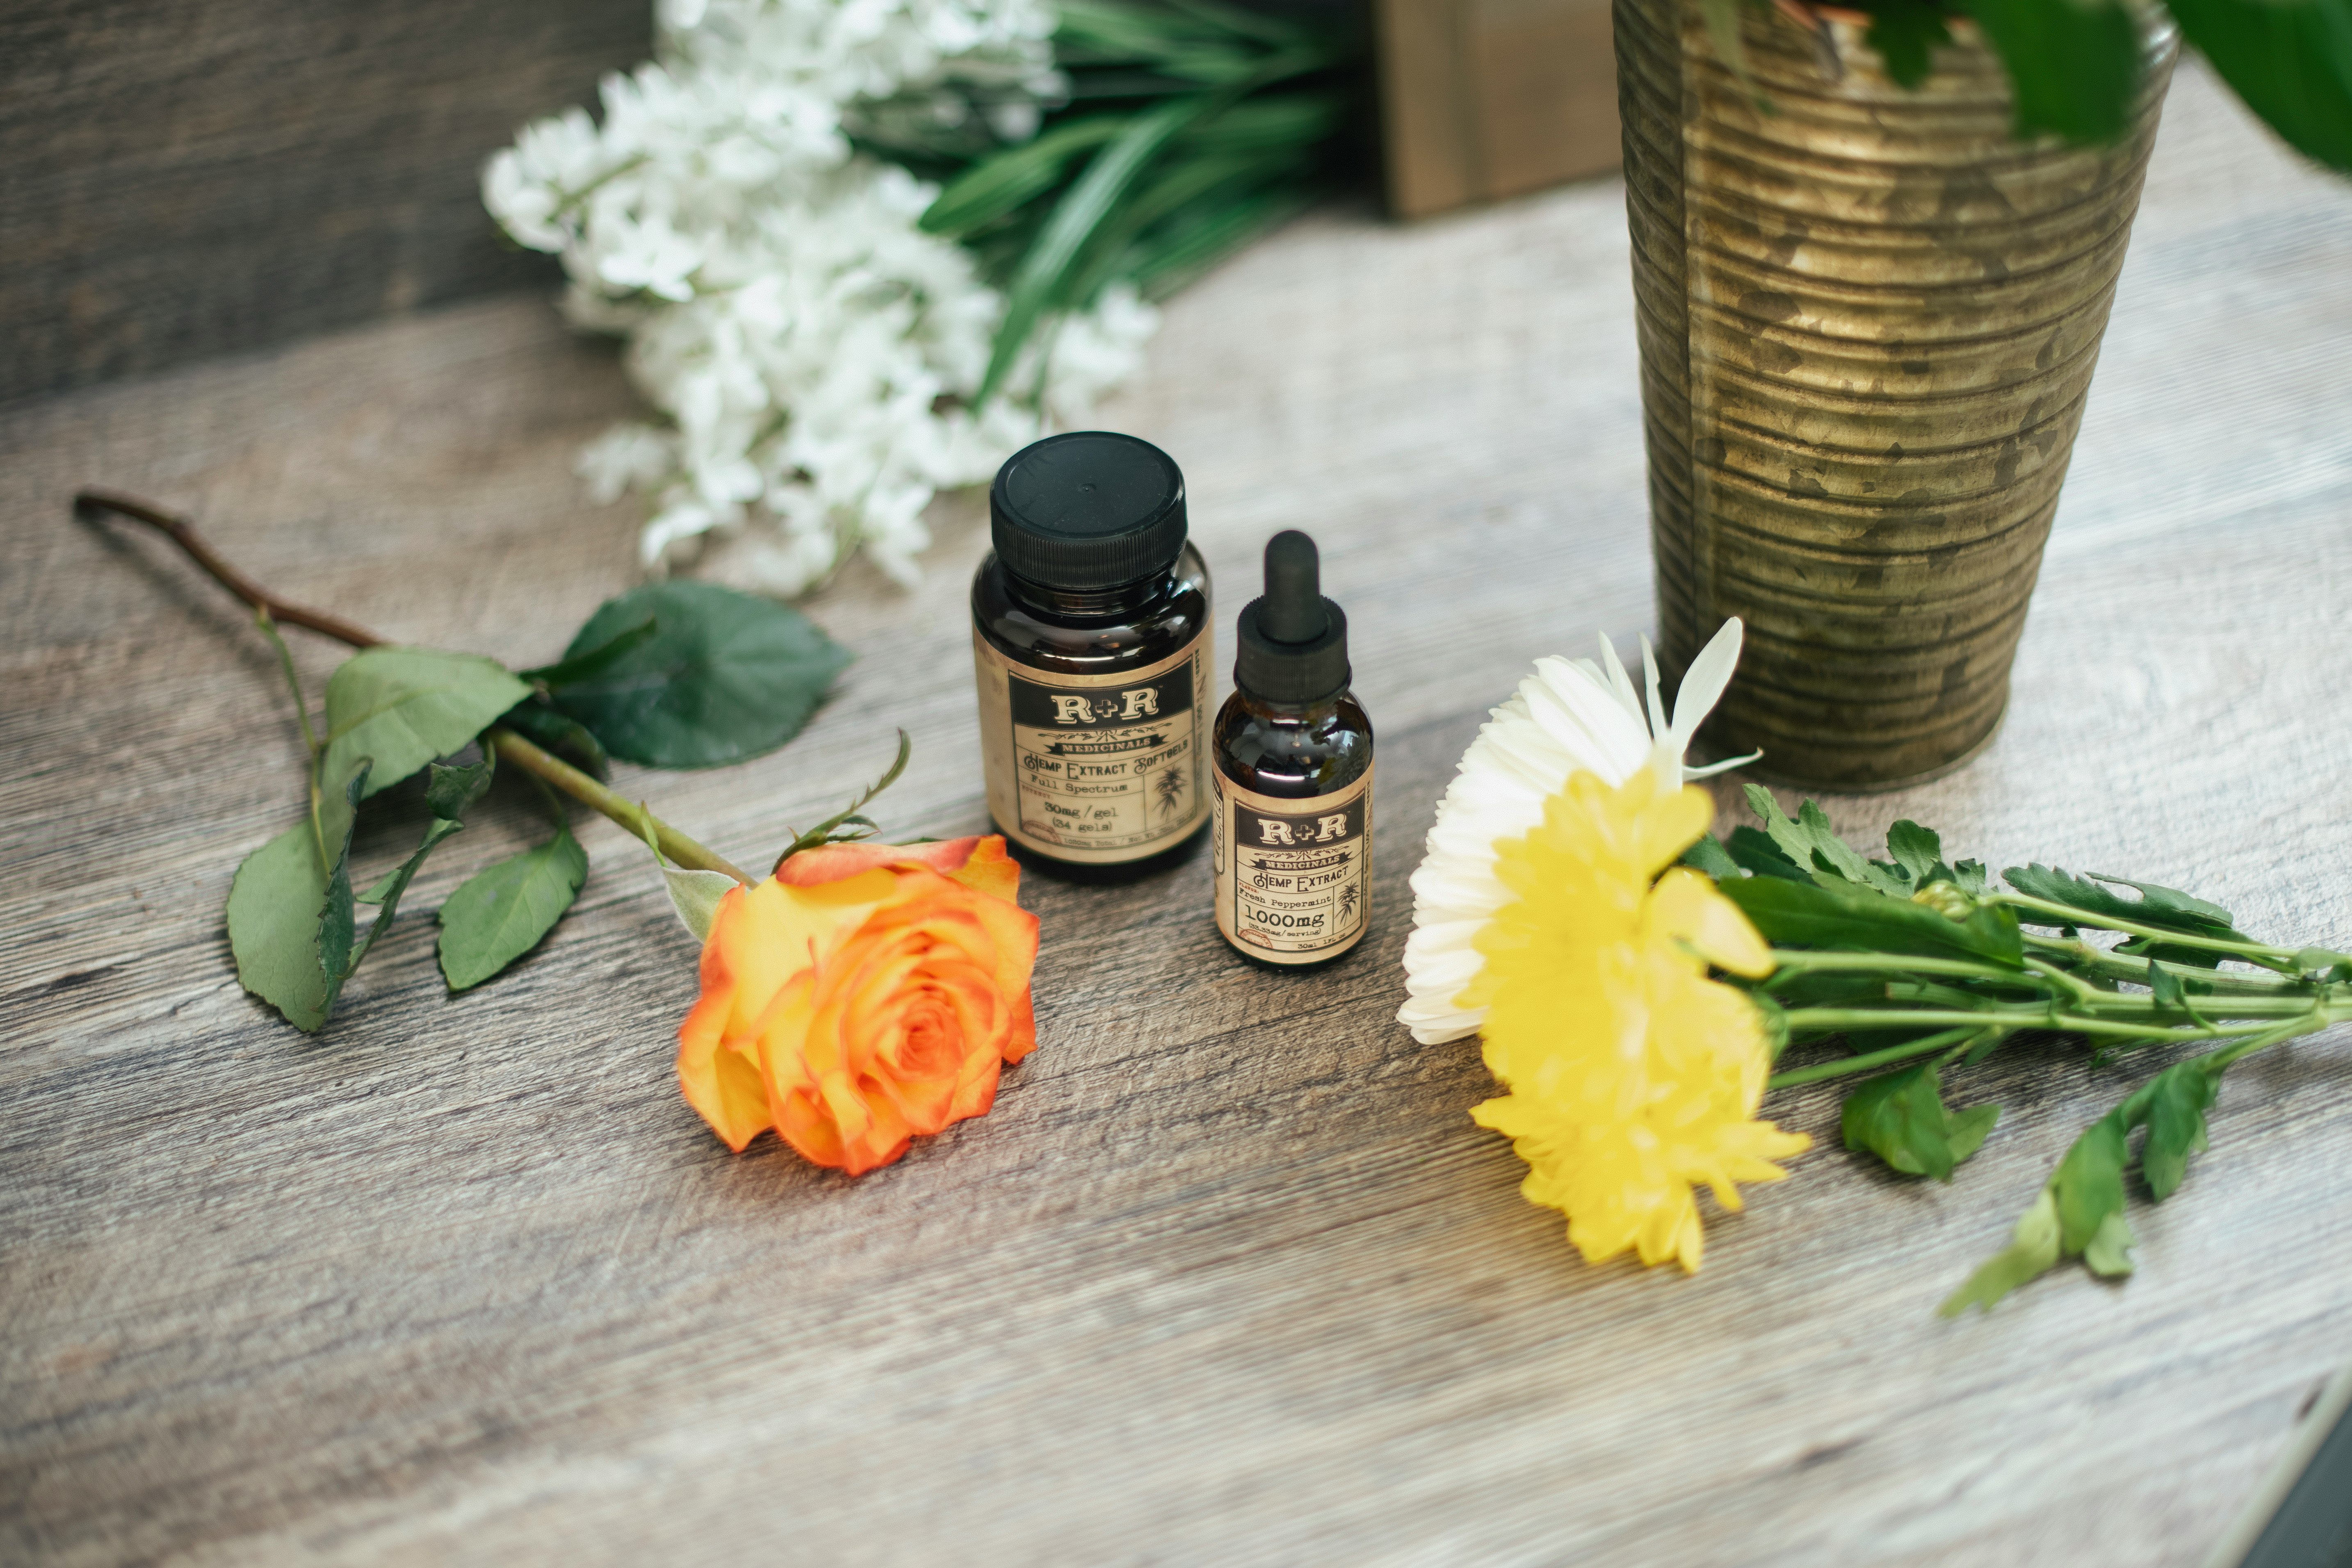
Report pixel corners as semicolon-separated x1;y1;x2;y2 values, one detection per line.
1462;767;1810;1272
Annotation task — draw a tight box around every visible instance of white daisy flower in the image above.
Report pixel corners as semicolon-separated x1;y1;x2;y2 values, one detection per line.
1397;617;1754;1045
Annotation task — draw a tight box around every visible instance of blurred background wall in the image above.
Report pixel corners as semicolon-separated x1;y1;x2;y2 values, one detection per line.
0;1;649;407
0;0;1621;410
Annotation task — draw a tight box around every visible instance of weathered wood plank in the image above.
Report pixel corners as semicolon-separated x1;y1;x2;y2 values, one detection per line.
1;58;2348;1567
0;0;647;406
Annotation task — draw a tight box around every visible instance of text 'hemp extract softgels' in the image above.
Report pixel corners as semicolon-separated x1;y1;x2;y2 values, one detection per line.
1211;530;1373;965
971;431;1213;871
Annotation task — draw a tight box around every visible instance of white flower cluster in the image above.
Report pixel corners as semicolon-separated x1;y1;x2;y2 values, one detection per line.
484;0;1160;596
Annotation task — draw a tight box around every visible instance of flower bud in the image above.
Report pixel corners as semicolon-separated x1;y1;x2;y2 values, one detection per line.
1912;880;1977;922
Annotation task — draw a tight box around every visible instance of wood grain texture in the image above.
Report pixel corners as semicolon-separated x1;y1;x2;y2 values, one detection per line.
2;57;2349;1567
0;0;647;407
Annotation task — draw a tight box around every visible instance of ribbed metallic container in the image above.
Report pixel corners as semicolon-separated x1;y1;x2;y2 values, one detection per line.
1615;0;2176;788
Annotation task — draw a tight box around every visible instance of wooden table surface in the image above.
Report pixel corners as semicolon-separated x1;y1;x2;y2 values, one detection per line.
5;59;2350;1568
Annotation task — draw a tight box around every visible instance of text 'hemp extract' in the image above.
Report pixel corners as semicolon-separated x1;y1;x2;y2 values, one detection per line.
971;431;1213;870
1212;530;1373;964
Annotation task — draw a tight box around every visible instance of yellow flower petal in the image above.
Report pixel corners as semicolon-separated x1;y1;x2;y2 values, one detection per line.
1465;768;1808;1273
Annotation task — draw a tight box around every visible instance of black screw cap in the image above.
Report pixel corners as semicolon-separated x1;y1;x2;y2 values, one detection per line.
989;431;1187;591
1236;529;1349;705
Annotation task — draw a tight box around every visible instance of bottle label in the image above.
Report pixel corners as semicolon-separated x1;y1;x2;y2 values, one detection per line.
1211;765;1373;964
972;630;1211;864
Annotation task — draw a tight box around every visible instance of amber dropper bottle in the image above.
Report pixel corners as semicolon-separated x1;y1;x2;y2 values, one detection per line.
1210;531;1374;965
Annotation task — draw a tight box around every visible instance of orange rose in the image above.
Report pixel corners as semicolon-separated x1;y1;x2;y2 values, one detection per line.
678;835;1038;1175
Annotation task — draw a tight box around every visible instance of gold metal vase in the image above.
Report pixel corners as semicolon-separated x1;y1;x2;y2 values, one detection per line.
1615;1;2176;789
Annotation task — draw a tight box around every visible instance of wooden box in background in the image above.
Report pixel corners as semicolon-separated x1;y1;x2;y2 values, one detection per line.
1374;0;1622;219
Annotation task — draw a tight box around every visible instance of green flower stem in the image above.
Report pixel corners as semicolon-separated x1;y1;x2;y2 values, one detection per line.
1993;891;2300;968
1784;1007;2270;1042
2021;933;2298;995
486;729;749;884
78;486;753;887
1767;1025;1982;1089
1766;950;2027;984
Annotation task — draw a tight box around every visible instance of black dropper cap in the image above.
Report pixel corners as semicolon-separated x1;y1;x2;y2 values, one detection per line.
1235;530;1349;705
990;431;1187;591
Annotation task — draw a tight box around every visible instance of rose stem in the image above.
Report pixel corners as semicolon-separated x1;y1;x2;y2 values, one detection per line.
75;488;752;884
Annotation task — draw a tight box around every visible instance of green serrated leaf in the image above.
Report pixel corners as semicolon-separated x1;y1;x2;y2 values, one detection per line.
2003;863;2243;940
1883;819;1944;886
1843;1063;1955;1179
436;822;589;991
1866;0;1953;88
1941;1187;2063;1315
227;758;370;1032
1724;824;1808;882
1840;1064;1999;1182
322;648;532;801
1743;785;1910;895
2139;1058;2223;1201
1950;858;1989;896
548;581;851;769
2083;1209;2138;1277
1946;1102;2002;1165
1682;833;1743;880
2052;1112;2130;1255
1717;872;2026;969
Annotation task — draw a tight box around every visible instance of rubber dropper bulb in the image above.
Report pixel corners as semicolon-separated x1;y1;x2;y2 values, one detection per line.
1259;530;1327;644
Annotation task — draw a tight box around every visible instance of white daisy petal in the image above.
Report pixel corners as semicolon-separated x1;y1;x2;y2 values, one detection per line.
1396;619;1751;1042
1668;616;1745;747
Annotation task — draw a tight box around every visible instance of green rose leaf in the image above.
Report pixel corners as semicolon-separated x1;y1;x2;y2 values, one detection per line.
518;615;659;687
436;821;589;991
228;758;370;1033
547;581;851;769
1840;1062;2000;1182
343;755;494;978
322;648;532;801
494;696;613;781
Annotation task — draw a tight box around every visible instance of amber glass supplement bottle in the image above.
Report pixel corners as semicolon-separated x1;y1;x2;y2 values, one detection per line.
971;431;1213;870
1211;530;1373;965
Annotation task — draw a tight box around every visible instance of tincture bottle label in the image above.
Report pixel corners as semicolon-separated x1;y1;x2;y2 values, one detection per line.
972;631;1211;864
1211;766;1372;964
